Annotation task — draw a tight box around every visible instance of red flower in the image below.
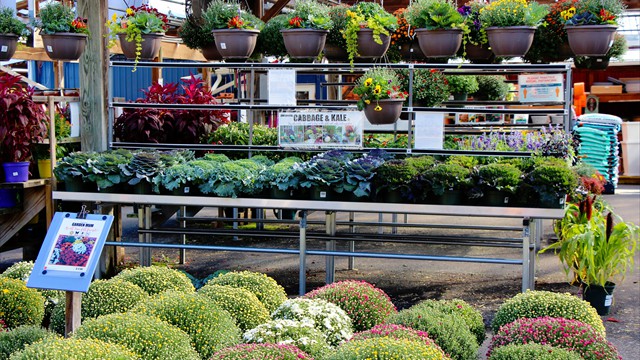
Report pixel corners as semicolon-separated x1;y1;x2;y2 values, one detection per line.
228;16;244;29
289;16;303;28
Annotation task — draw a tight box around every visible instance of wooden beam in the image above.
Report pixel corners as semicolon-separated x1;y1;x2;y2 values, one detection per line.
262;0;291;22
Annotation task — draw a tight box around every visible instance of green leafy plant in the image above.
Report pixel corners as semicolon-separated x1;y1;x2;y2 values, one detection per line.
343;2;398;66
562;0;626;26
491;290;605;334
295;151;347;192
396;69;450;107
0;7;28;36
0;278;44;330
327;336;448;359
74;313;200;360
344;153;386;198
458;0;489;47
478;0;548;27
113;265;195;295
350;323;447;358
10;338;137;360
211;343;314;359
86;149;133;191
406;0;465;30
446;75;479;96
283;0;333;30
0;325;59;360
53;151;97;185
305;280;397;332
487;317;620;360
31;106;72;162
81;279;148;320
524;0;578;63
256;14;288;58
473;75;509;100
489;343;583;360
388;304;478;360
410;299;486;345
527;162;578;205
105;4;168;70
121;151;164;188
425;163;472;196
32;2;88;35
353;67;407;111
260;157;303;193
197;284;270;332
133;290;241;359
244;319;330;357
373;158;418;197
207;271;287;313
202;0;264;30
476;163;522;194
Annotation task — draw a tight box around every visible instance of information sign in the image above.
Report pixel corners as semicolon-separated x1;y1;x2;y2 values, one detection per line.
518;74;564;103
278;111;363;148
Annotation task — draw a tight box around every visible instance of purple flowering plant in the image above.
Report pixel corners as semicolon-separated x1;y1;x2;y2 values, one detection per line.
458;0;489;46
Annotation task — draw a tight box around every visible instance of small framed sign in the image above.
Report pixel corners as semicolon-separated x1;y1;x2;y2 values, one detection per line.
27;209;113;293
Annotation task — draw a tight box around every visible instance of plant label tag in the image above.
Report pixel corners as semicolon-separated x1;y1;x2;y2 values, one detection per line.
0;46;7;52
503;197;509;204
220;42;227;50
11;171;18;176
605;295;613;306
46;45;53;52
320;191;327;198
184;187;190;194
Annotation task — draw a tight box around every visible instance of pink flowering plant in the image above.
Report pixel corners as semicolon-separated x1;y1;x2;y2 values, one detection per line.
487;316;621;360
210;343;313;359
305;280;397;332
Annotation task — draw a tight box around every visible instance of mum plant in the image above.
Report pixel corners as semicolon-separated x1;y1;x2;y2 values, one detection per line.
11;338;137;360
353;67;407;111
489;343;583;360
478;0;548;28
113;265;195;295
476;162;522;194
207;270;287;313
0;278;45;329
524;0;578;63
198;284;270;332
0;325;59;360
324;4;350;56
350;323;447;358
327;337;448;360
473;75;509;100
243;319;330;357
80;279;147;320
425;162;472;196
105;4;168;70
343;2;398;65
396;69;450;107
211;343;313;360
446;74;479;97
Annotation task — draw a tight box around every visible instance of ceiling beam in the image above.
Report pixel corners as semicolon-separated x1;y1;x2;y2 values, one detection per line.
262;0;292;22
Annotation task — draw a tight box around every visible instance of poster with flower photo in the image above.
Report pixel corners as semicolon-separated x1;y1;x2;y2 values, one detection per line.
278;111;363;148
43;218;106;273
455;106;505;124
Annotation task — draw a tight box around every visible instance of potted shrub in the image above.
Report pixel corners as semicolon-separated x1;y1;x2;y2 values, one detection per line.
373;159;417;203
478;0;548;57
445;74;479;101
323;4;350;62
526;161;578;208
0;73;48;183
406;0;466;58
542;196;639;314
390;8;426;62
280;0;333;59
343;2;398;66
106;4;168;70
53;151;98;192
424;162;471;205
87;149;133;193
574;33;626;69
204;0;264;60
179;15;222;61
524;0;577;64
0;6;29;60
396;68;450;108
32;2;89;61
475;162;522;206
256;14;289;60
472;75;509;100
457;0;494;62
353;68;408;125
562;0;625;56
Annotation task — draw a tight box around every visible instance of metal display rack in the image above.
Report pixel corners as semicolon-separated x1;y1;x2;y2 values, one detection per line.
54;60;573;294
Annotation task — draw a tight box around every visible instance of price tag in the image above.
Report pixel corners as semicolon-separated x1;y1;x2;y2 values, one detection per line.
46;45;53;52
1;46;7;52
220;42;227;50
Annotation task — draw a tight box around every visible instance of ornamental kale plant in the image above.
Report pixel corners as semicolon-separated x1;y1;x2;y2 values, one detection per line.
344;155;385;198
295;151;347;192
86;149;133;190
487;316;621;360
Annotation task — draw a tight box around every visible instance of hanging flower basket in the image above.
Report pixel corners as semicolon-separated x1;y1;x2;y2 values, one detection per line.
565;25;617;57
281;28;328;59
414;28;463;58
486;26;536;57
356;29;391;59
212;29;259;60
324;43;348;62
118;33;163;61
364;99;404;125
200;42;223;61
465;43;495;63
41;33;87;61
0;34;19;61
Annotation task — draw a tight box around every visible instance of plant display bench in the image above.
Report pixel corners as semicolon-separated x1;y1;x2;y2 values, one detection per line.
53;191;564;294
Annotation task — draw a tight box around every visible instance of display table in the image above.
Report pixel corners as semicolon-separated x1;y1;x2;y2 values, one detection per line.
53;191;564;294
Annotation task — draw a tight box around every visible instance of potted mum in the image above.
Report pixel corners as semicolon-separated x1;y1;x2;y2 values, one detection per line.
562;0;626;56
353;68;408;125
256;14;289;60
478;0;548;57
475;162;522;206
323;4;350;62
0;7;29;61
397;68;450;108
390;8;426;62
32;2;89;61
445;74;478;101
205;0;264;60
424;162;471;205
106;4;168;70
406;0;466;58
343;2;398;65
280;0;333;59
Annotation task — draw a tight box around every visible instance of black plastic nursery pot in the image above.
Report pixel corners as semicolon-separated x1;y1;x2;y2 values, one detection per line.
582;282;616;315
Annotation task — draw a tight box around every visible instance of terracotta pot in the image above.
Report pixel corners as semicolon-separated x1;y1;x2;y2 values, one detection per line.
566;25;617;57
486;26;536;57
41;32;87;61
0;34;19;61
415;28;462;58
356;28;390;59
118;33;163;60
201;42;223;61
364;99;404;125
281;28;328;58
212;28;259;60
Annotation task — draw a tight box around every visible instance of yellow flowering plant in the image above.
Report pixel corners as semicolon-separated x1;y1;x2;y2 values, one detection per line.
561;0;626;26
343;2;398;66
352;68;408;111
478;0;548;27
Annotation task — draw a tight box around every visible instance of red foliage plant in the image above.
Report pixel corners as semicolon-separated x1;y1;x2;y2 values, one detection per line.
0;73;49;162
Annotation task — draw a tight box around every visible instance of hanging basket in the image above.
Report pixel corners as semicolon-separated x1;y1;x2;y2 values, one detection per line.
0;34;19;61
465;43;495;63
399;41;427;62
41;32;87;61
281;28;328;59
212;29;259;60
201;42;223;61
324;43;348;62
565;25;617;57
486;26;536;57
414;28;463;58
356;28;390;59
118;33;163;60
363;99;404;125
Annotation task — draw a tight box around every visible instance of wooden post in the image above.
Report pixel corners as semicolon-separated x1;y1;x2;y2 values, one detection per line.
77;0;109;152
64;291;81;337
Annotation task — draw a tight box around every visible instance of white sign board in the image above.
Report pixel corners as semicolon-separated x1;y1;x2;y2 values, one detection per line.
278;111;363;148
414;112;445;150
518;74;564;103
268;69;297;106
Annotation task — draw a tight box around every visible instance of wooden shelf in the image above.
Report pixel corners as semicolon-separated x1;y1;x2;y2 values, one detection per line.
590;93;640;103
0;179;50;190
